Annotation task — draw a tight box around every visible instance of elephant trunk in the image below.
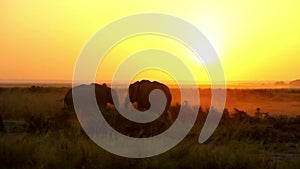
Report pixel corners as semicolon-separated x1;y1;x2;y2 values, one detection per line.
110;89;119;108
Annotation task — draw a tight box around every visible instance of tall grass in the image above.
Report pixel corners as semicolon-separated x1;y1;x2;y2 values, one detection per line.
0;87;299;169
0;87;68;120
0;132;299;169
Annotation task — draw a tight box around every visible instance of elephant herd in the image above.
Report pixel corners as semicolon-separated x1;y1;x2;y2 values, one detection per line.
0;80;172;135
64;80;173;137
64;80;172;113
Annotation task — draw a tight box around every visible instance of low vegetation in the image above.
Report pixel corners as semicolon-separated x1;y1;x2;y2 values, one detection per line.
0;87;299;169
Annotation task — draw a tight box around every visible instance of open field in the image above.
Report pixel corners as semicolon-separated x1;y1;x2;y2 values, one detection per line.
0;86;299;120
0;86;299;169
170;88;300;116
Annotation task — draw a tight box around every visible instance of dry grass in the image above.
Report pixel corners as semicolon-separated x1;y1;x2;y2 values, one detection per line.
170;88;300;116
0;86;299;169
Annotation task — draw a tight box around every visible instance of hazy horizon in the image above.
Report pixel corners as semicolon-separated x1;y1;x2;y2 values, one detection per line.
0;78;297;83
0;79;298;89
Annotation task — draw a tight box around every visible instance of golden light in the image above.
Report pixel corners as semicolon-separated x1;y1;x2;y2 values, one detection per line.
0;0;299;82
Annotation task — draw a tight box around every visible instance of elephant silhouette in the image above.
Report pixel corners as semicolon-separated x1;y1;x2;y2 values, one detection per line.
64;83;119;110
126;80;172;113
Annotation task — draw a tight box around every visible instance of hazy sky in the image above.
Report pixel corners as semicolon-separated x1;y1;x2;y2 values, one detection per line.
1;0;300;83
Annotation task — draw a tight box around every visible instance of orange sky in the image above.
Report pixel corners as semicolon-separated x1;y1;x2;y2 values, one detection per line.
1;1;300;83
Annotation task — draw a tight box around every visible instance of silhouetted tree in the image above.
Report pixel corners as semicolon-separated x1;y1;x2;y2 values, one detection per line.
29;85;41;92
254;107;263;118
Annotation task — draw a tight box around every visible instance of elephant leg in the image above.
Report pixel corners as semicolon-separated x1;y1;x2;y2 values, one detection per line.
144;99;151;110
138;97;151;111
137;101;144;110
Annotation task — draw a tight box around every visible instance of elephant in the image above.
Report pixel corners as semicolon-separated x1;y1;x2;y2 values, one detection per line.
126;80;172;112
64;83;119;110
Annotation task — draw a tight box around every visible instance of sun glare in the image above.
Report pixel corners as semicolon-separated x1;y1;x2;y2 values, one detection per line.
195;15;225;58
0;0;300;82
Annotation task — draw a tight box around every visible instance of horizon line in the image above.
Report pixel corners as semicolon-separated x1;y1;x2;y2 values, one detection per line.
0;79;296;83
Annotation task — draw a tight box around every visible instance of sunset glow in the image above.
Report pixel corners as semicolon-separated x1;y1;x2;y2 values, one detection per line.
1;0;300;83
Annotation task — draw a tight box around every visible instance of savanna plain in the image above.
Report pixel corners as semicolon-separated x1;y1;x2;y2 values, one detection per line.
0;85;299;169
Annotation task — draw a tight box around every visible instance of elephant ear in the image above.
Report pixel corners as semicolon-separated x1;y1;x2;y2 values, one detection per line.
104;86;112;101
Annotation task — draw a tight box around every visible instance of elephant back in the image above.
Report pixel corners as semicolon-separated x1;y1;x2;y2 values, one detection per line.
129;80;172;111
64;83;118;110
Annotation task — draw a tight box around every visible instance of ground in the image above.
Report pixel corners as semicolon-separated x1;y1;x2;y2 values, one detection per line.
0;86;299;169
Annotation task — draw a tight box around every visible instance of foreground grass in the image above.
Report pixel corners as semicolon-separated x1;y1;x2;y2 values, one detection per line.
0;125;299;169
1;111;299;169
